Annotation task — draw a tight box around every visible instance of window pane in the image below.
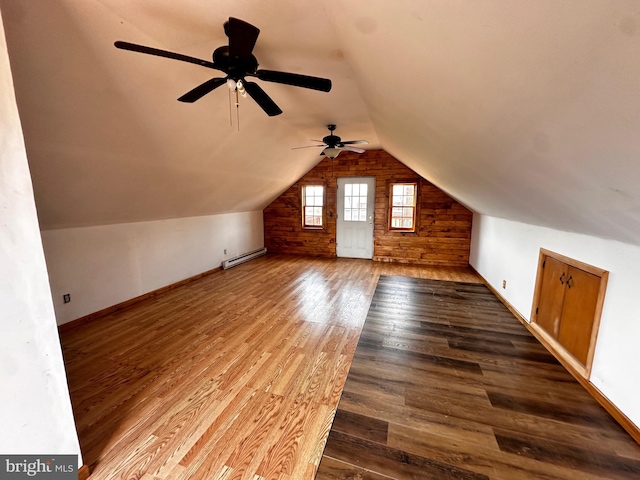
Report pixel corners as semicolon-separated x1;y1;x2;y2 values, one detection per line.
404;185;414;196
403;207;413;217
344;183;368;223
393;184;403;195
392;195;403;206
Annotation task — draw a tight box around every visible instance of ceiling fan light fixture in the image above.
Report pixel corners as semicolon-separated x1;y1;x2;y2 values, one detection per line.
236;79;247;97
227;78;237;90
323;147;341;159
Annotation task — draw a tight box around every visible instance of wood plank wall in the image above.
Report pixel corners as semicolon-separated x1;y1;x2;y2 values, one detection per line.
263;150;473;266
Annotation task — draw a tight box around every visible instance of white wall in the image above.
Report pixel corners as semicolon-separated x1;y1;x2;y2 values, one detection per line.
41;211;264;325
0;12;82;463
470;213;640;429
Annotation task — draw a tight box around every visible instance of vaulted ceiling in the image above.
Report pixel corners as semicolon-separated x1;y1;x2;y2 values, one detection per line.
2;1;640;245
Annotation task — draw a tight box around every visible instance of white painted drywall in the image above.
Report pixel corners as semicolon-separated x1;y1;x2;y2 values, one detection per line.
41;211;264;325
0;13;82;463
470;213;640;429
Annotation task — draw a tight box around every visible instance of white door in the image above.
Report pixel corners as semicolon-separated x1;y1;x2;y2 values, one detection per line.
336;177;375;259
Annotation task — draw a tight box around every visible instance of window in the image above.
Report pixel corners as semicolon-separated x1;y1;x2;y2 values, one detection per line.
343;183;368;222
389;183;417;231
302;185;324;228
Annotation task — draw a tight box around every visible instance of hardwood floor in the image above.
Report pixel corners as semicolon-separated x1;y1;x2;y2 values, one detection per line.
315;276;640;480
60;255;477;479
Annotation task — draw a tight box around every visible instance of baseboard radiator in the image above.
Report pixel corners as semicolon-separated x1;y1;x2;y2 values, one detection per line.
222;247;267;269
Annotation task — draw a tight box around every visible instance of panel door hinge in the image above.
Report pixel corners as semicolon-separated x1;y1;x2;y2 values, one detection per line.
542;259;546;268
535;307;539;314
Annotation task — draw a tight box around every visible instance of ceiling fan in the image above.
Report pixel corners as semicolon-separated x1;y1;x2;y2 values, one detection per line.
114;17;332;117
293;125;368;159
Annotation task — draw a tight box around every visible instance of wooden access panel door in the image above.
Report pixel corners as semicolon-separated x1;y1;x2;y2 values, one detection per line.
557;266;601;366
536;257;568;338
531;249;608;379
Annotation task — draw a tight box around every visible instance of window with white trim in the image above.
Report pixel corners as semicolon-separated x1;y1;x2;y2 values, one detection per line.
389;183;417;231
302;185;324;228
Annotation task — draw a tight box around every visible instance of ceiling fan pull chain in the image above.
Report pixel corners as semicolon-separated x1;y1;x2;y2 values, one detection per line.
228;88;233;127
236;89;240;131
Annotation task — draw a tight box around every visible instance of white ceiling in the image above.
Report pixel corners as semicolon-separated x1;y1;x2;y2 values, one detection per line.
2;0;640;245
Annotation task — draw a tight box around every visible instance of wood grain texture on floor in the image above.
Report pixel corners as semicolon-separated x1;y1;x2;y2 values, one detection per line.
60;255;478;479
315;276;640;480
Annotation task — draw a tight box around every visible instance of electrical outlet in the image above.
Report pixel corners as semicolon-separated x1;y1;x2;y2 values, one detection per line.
63;294;71;303
502;280;507;289
224;249;227;255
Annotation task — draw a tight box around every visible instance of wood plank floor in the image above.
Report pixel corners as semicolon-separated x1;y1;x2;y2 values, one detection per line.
315;276;640;480
60;255;477;479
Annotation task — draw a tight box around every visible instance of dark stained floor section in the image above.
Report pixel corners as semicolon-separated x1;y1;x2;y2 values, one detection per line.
315;276;640;480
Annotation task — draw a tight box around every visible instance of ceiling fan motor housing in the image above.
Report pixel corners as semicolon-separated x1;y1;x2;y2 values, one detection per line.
322;134;341;147
212;46;258;80
323;125;341;147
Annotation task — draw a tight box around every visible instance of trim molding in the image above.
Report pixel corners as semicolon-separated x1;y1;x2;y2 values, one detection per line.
78;465;89;480
58;266;222;333
471;266;640;446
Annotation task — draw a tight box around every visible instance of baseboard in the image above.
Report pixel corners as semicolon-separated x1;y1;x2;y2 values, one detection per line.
58;266;222;333
471;266;640;446
78;464;89;480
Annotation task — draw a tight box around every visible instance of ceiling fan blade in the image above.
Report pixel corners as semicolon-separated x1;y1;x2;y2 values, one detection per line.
254;70;332;92
244;81;282;116
115;41;220;70
341;146;366;154
226;17;260;59
340;140;369;145
178;77;227;103
291;145;326;150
